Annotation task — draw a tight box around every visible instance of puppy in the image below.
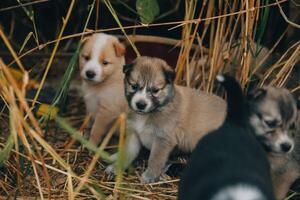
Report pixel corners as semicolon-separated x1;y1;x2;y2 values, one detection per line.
178;75;275;200
248;87;298;155
246;87;299;199
105;56;226;183
79;33;128;145
268;107;300;199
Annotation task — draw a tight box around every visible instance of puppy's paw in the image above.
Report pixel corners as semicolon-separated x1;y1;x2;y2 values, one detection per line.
105;164;116;180
140;170;159;184
105;164;116;175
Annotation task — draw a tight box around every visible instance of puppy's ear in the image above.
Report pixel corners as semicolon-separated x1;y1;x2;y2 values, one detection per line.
80;34;92;47
248;88;267;101
163;69;175;84
123;63;134;74
113;41;126;57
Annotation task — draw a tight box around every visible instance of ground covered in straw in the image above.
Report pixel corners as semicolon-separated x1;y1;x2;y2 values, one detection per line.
0;89;188;199
1;86;300;200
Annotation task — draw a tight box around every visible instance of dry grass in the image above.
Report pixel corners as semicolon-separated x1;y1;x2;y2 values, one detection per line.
0;0;299;199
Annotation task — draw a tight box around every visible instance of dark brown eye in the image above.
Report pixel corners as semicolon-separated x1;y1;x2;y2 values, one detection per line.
102;60;109;65
82;54;90;61
264;119;277;128
130;83;139;91
151;87;160;94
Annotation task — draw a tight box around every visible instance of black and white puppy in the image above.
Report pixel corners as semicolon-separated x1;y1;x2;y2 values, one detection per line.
178;75;275;200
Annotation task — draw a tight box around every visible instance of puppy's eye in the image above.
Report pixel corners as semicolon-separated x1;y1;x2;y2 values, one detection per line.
102;60;109;65
82;54;90;61
150;87;160;94
264;119;277;128
130;83;139;91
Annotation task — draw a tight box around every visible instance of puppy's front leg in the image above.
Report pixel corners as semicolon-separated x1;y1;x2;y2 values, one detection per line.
89;113;114;145
272;169;298;200
89;102;121;145
105;131;141;174
141;137;175;183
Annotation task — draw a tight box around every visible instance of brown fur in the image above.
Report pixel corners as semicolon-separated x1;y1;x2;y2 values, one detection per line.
79;33;128;145
106;57;227;183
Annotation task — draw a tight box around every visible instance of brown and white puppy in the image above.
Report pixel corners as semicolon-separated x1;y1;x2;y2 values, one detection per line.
106;56;226;183
270;108;299;200
79;33;128;145
248;88;299;199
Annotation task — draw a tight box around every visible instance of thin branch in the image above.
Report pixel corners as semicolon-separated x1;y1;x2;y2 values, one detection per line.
276;0;300;29
0;0;50;12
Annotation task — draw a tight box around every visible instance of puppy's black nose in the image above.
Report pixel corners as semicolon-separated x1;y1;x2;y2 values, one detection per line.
280;143;292;153
86;70;96;79
136;101;147;110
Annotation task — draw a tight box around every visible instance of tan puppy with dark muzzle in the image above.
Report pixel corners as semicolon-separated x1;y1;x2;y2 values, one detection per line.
105;56;226;183
79;33;128;145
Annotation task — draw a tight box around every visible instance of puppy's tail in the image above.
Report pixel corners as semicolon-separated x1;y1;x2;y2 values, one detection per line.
216;74;247;124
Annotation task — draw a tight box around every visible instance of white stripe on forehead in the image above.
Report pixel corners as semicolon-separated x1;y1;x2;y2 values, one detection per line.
91;33;110;60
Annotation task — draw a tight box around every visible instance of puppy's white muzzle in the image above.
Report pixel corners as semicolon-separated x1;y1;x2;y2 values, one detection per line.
81;60;103;83
274;133;294;154
131;88;152;113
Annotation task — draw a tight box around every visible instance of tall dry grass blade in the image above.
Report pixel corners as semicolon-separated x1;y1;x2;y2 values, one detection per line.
73;115;120;196
16;0;40;46
55;116;111;161
0;28;26;72
0;59;43;135
113;113;127;199
8;0;287;67
31;0;75;107
0;124;14;167
7;88;44;199
67;168;75;200
260;41;300;86
250;29;286;78
103;0;140;57
276;0;300;29
64;114;92;150
273;43;300;87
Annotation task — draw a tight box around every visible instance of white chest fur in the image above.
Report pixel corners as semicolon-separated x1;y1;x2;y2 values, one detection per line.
129;114;155;149
82;84;100;118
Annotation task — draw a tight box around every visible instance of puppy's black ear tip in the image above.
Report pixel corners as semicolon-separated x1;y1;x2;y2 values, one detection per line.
164;69;175;83
123;63;133;74
248;88;267;100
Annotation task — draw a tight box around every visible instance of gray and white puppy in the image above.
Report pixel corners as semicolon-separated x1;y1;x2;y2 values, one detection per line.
249;87;298;154
106;56;226;183
270;108;299;200
248;88;299;199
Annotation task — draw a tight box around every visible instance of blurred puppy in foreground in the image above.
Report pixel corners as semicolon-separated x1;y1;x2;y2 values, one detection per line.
79;33;128;145
105;56;226;183
178;75;275;200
